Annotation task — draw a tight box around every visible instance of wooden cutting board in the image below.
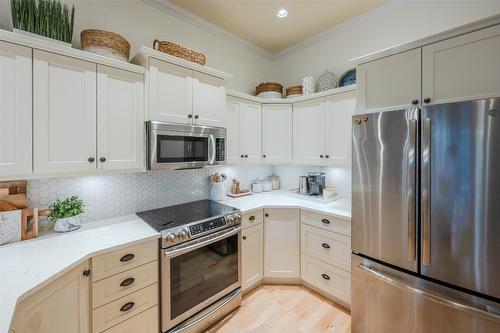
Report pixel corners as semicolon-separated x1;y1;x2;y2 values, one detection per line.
0;180;38;240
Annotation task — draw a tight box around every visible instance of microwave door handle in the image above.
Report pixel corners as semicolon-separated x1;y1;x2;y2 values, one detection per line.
208;134;216;165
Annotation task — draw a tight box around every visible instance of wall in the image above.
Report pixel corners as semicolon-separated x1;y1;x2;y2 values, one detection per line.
0;0;272;93
271;1;500;87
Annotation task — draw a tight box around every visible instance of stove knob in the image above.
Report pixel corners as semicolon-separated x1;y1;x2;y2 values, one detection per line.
165;233;176;244
226;215;235;225
233;213;242;223
177;229;189;241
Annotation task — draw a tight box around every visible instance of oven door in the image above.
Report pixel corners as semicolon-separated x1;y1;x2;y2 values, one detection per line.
161;226;242;332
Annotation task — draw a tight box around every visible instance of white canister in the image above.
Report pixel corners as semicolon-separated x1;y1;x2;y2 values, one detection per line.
302;76;315;95
262;180;272;192
210;182;227;201
252;181;263;193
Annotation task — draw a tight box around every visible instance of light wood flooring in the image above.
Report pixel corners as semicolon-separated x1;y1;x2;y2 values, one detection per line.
207;285;351;333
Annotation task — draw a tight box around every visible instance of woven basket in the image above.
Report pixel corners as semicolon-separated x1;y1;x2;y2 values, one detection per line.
81;29;130;62
256;82;283;95
286;85;302;96
153;39;206;65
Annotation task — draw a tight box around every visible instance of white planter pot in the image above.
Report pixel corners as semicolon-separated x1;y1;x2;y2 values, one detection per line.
53;215;82;233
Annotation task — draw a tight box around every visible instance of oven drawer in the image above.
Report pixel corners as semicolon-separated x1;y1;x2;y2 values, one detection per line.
92;240;158;282
242;210;263;229
92;261;159;309
101;305;159;333
301;210;350;237
92;283;158;333
301;224;351;272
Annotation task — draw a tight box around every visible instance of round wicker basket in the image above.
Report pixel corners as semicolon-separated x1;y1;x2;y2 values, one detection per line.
256;82;283;96
286;85;303;96
153;40;206;65
81;29;130;62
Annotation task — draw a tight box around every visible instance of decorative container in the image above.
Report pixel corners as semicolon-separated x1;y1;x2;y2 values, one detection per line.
302;76;315;94
153;39;206;65
286;85;302;98
81;29;130;62
53;214;81;233
210;182;227;201
256;82;283;98
317;70;338;91
339;68;357;87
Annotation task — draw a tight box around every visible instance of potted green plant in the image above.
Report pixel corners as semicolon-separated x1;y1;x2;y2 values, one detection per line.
49;196;85;232
10;0;75;46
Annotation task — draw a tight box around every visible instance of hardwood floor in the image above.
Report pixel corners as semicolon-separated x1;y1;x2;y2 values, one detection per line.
207;285;351;333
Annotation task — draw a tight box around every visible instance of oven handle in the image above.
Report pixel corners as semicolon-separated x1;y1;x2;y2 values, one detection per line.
164;225;241;258
208;134;216;165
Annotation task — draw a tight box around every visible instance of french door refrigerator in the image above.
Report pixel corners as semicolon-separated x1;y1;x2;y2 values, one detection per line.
351;98;500;333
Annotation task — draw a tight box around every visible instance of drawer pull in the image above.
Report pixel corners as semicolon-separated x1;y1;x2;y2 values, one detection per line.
321;273;331;280
321;219;330;225
249;216;255;221
120;253;135;262
120;277;135;287
120;302;135;312
321;243;331;249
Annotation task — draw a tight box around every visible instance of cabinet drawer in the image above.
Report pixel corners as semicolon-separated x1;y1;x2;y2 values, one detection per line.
102;305;159;333
92;261;158;309
301;224;351;272
92;240;158;281
242;210;263;229
301;254;350;305
301;210;350;237
92;283;158;333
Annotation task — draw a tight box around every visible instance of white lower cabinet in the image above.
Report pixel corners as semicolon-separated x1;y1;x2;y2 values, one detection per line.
242;222;264;291
264;208;300;279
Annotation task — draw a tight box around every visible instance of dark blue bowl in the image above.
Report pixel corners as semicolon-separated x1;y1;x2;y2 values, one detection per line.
339;69;356;87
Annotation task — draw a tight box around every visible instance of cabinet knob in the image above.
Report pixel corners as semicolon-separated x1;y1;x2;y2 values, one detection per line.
325;155;330;158
120;253;135;262
321;273;331;280
322;243;331;249
424;98;431;104
100;157;106;163
320;155;324;158
188;114;193;118
242;236;247;240
412;99;419;105
88;157;95;163
321;219;330;225
120;302;135;312
241;154;244;158
82;269;91;277
194;114;199;119
244;155;248;158
120;277;135;287
265;213;269;218
263;154;266;158
249;215;255;221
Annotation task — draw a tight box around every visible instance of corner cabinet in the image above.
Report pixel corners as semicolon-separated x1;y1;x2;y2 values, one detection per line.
11;261;90;333
242;211;264;291
262;104;292;164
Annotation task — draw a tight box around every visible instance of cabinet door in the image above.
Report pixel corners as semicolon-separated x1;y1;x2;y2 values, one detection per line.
357;48;421;113
0;41;32;178
149;59;192;124
225;98;241;164
262;104;292;164
34;50;97;174
192;71;225;127
325;91;356;165
293;98;325;165
264;208;300;279
240;102;262;163
97;65;144;171
242;223;264;291
422;24;500;105
11;261;90;333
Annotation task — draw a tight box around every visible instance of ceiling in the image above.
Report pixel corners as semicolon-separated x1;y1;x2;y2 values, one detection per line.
169;0;388;54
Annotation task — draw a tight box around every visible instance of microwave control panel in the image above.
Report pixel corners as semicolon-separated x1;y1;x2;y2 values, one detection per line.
215;138;225;162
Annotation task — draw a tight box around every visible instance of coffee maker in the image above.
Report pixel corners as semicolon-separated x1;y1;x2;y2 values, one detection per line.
307;172;325;196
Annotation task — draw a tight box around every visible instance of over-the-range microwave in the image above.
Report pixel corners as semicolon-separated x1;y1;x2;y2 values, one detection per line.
147;121;226;170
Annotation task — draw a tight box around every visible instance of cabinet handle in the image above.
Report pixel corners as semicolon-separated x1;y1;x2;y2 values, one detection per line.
82;269;91;277
88;157;95;163
194;114;199;119
99;157;106;163
243;236;247;240
120;302;135;312
412;99;419;105
325;155;330;158
263;154;266;158
321;273;331;280
424;98;431;104
244;155;248;158
321;219;330;225
240;155;244;158
320;155;324;158
249;216;255;221
188;114;193;118
120;277;135;287
120;253;135;262
321;243;331;249
265;213;269;218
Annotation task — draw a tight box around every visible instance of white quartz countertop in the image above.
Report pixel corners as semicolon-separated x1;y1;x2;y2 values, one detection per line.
0;215;160;333
219;191;351;219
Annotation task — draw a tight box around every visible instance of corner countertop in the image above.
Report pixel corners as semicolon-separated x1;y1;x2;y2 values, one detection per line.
219;191;351;220
0;215;160;333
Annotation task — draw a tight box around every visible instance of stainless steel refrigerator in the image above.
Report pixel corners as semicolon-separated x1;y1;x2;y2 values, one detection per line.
351;98;500;332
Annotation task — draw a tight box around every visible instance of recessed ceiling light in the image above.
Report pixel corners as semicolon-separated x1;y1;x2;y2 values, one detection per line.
277;8;288;18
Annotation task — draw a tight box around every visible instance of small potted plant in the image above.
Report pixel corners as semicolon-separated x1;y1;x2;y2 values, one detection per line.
49;196;85;233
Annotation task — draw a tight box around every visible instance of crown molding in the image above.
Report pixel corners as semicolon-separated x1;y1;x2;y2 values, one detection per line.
142;0;274;60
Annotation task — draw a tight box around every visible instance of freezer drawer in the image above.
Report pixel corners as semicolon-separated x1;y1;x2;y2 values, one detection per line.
352;255;500;333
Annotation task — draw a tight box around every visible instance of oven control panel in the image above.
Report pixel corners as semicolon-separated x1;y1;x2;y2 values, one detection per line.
189;217;227;236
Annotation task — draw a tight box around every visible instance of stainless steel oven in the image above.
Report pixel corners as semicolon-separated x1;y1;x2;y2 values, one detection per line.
161;225;242;333
147;121;226;170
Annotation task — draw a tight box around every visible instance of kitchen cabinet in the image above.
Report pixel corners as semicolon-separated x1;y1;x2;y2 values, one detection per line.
422;24;500;105
262;104;292;164
97;65;144;171
264;208;300;279
34;50;97;174
293;98;325;165
0;41;32;178
356;48;421;114
192;71;226;127
225;97;261;164
11;261;90;333
242;223;264;291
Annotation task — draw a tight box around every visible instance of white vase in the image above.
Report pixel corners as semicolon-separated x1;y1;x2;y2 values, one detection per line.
54;215;82;233
302;76;315;94
210;182;227;201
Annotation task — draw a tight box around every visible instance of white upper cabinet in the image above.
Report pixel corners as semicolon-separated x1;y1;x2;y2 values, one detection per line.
422;24;500;105
262;104;292;164
34;50;97;174
149;59;192;124
225;99;241;164
97;65;144;171
192;71;226;127
324;91;356;165
0;41;32;178
356;48;421;113
293;98;325;165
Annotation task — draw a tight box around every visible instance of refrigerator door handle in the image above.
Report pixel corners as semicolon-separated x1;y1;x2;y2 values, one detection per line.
421;118;431;265
407;118;417;262
357;264;500;321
